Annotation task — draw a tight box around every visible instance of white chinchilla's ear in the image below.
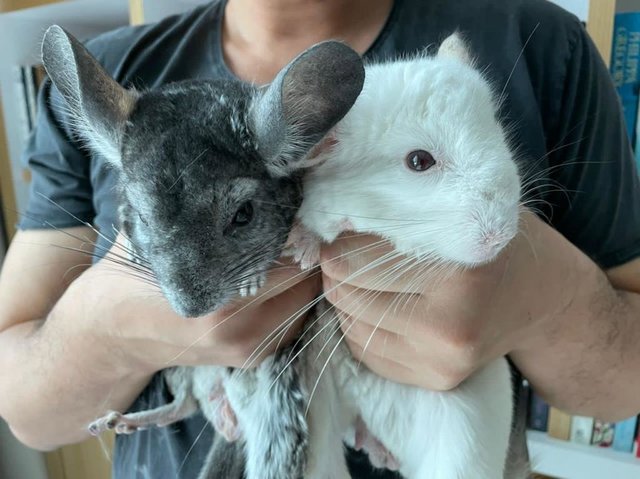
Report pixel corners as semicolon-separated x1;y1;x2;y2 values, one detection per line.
41;25;138;168
437;32;473;65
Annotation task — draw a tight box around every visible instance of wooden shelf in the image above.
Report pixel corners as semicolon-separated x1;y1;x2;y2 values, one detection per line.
528;430;640;479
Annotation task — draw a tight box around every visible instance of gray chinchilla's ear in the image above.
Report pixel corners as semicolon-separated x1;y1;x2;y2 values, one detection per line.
41;25;137;168
250;41;365;176
437;32;474;65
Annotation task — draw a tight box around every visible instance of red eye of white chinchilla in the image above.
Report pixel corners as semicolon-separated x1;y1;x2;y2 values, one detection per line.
406;150;436;172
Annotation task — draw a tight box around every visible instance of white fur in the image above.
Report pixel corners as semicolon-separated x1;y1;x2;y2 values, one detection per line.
299;36;520;266
296;34;523;478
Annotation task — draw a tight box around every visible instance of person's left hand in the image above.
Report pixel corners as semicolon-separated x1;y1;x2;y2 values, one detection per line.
320;211;569;390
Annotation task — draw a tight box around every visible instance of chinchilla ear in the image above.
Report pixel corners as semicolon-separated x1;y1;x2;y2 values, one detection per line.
41;25;137;168
437;32;474;65
249;41;365;176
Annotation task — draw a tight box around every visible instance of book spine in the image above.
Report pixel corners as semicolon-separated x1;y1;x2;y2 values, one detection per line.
12;65;31;140
22;65;37;132
547;407;572;441
527;392;549;432
635;92;640;170
611;12;640;146
612;416;638;453
591;419;616;447
570;416;595;445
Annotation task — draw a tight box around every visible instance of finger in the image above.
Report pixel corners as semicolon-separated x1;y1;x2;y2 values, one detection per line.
320;234;430;293
324;277;423;336
340;314;417;364
344;330;462;391
344;335;419;386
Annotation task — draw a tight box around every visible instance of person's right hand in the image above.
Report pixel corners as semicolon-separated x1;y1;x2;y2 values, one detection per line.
63;233;320;376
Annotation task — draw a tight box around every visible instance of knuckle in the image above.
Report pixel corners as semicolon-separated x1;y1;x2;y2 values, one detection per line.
443;325;482;362
230;341;260;366
433;368;467;391
323;284;340;304
321;255;350;281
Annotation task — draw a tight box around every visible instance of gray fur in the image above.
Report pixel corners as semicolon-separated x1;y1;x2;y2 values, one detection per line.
42;25;364;318
197;434;245;479
42;25;364;479
41;25;136;164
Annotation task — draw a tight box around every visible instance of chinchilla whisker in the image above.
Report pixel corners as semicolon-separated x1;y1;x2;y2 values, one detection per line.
402;264;437;326
262;249;407;381
355;260;440;362
241;292;325;371
519;202;550;222
305;316;353;414
519;148;606;196
243;245;406;369
177;421;210;477
110;224;151;266
262;293;345;383
516;218;540;265
63;262;94;280
96;254;158;280
98;267;161;290
54;243;159;287
36;193;129;252
253;199;431;223
23;200;151;270
345;262;420;361
169;264;317;365
522;182;579;197
167;148;209;192
267;309;342;396
497;22;539;108
16;212;100;254
519;199;553;220
94;248;156;277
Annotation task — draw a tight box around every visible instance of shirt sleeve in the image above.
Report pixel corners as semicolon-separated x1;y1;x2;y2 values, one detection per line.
545;23;640;269
17;78;96;230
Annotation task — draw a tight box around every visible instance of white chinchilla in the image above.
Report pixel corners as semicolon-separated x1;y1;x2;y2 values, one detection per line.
290;32;527;479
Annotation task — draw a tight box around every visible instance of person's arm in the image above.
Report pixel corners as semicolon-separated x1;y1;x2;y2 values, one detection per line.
320;212;640;421
0;229;316;451
510;235;640;420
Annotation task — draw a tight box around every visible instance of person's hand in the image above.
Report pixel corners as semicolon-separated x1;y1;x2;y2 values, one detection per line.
319;211;568;390
68;234;321;375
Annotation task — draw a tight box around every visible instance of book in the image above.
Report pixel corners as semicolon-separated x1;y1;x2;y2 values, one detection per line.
547;407;572;441
570;415;595;445
12;63;48;139
613;416;638;453
610;12;640;146
634;94;640;171
527;391;549;432
591;419;615;447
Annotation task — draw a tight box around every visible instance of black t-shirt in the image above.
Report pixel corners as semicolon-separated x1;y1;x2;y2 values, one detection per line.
18;0;640;478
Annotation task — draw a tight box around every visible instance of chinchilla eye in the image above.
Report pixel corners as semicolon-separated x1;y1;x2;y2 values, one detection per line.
137;212;149;226
406;150;436;172
233;201;254;226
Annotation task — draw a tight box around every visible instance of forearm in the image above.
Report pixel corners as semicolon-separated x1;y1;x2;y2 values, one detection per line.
0;292;153;450
511;228;640;420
